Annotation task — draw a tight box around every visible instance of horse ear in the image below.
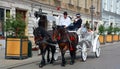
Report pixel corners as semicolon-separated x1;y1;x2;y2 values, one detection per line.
33;27;36;30
52;26;55;30
33;27;35;30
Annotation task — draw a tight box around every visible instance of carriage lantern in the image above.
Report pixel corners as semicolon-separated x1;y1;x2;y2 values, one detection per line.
90;0;95;31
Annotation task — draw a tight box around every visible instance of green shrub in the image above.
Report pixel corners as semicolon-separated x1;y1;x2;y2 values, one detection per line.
106;25;113;35
98;25;105;35
4;14;26;38
113;27;120;34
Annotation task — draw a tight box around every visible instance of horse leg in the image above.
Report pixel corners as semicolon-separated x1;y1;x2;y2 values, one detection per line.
50;46;56;64
39;48;46;68
61;51;66;66
47;47;50;63
69;50;75;65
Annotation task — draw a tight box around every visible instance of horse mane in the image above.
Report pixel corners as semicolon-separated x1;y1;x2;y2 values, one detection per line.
38;15;47;29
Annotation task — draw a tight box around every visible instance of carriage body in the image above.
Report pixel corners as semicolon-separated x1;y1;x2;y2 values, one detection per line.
53;25;101;61
75;26;101;61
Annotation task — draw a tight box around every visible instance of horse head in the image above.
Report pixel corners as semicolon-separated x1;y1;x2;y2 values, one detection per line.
33;27;44;45
52;26;68;43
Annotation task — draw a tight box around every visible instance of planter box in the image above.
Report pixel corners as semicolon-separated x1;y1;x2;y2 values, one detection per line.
119;35;120;41
5;38;28;59
113;35;119;42
99;35;106;44
106;35;113;43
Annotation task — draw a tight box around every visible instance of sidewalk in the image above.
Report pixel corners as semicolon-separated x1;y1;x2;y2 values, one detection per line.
0;42;120;69
0;49;40;69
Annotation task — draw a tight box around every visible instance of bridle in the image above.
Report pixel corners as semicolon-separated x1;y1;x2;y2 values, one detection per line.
53;26;68;41
33;28;44;45
52;26;60;40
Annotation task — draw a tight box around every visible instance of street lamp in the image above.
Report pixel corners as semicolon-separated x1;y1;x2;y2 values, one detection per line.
90;0;95;31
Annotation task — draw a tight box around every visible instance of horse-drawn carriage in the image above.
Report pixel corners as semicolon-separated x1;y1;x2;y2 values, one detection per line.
33;11;100;67
53;25;101;62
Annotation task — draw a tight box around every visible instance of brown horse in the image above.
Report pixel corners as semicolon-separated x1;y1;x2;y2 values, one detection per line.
52;26;78;66
33;27;56;68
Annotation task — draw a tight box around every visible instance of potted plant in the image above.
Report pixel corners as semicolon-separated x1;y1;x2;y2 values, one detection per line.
118;28;120;41
105;25;113;43
98;25;106;44
5;14;28;59
113;27;119;42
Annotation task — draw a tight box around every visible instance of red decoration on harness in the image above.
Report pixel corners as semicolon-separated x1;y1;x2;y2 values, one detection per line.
70;36;75;41
52;35;55;41
57;36;61;40
70;46;74;51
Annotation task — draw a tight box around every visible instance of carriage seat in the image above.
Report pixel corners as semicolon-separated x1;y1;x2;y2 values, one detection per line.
68;28;81;35
84;30;94;41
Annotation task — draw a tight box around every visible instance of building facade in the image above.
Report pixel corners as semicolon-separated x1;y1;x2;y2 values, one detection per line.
102;0;120;27
0;0;101;45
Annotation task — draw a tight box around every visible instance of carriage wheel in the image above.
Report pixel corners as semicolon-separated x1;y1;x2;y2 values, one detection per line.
95;39;101;58
54;52;59;61
81;42;87;62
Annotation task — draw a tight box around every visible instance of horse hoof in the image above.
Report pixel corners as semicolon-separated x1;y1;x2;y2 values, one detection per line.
50;60;54;64
70;61;74;65
47;59;50;63
70;62;74;65
61;63;65;67
39;64;43;68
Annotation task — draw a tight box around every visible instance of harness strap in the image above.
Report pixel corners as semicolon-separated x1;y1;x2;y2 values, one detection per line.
65;30;74;51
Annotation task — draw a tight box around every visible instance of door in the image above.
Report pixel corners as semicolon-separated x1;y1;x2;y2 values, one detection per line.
0;8;4;36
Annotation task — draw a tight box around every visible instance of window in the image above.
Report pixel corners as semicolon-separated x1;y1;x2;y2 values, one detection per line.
0;8;4;36
6;9;10;19
69;0;74;5
77;0;79;6
85;0;87;8
104;0;108;11
69;0;71;4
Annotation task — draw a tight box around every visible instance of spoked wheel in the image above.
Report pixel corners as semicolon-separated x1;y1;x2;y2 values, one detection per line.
95;39;100;58
54;52;59;61
81;42;87;62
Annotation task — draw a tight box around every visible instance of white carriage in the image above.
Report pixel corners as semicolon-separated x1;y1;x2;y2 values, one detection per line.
54;25;101;61
77;27;100;61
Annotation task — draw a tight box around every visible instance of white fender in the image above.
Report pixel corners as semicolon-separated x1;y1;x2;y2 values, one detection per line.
92;34;99;52
54;44;60;60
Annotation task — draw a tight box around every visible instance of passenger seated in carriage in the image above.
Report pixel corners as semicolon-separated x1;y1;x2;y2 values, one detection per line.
67;13;82;31
85;23;94;34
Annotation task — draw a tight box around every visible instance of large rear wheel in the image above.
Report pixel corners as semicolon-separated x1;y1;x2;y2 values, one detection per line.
81;42;87;62
95;39;100;58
